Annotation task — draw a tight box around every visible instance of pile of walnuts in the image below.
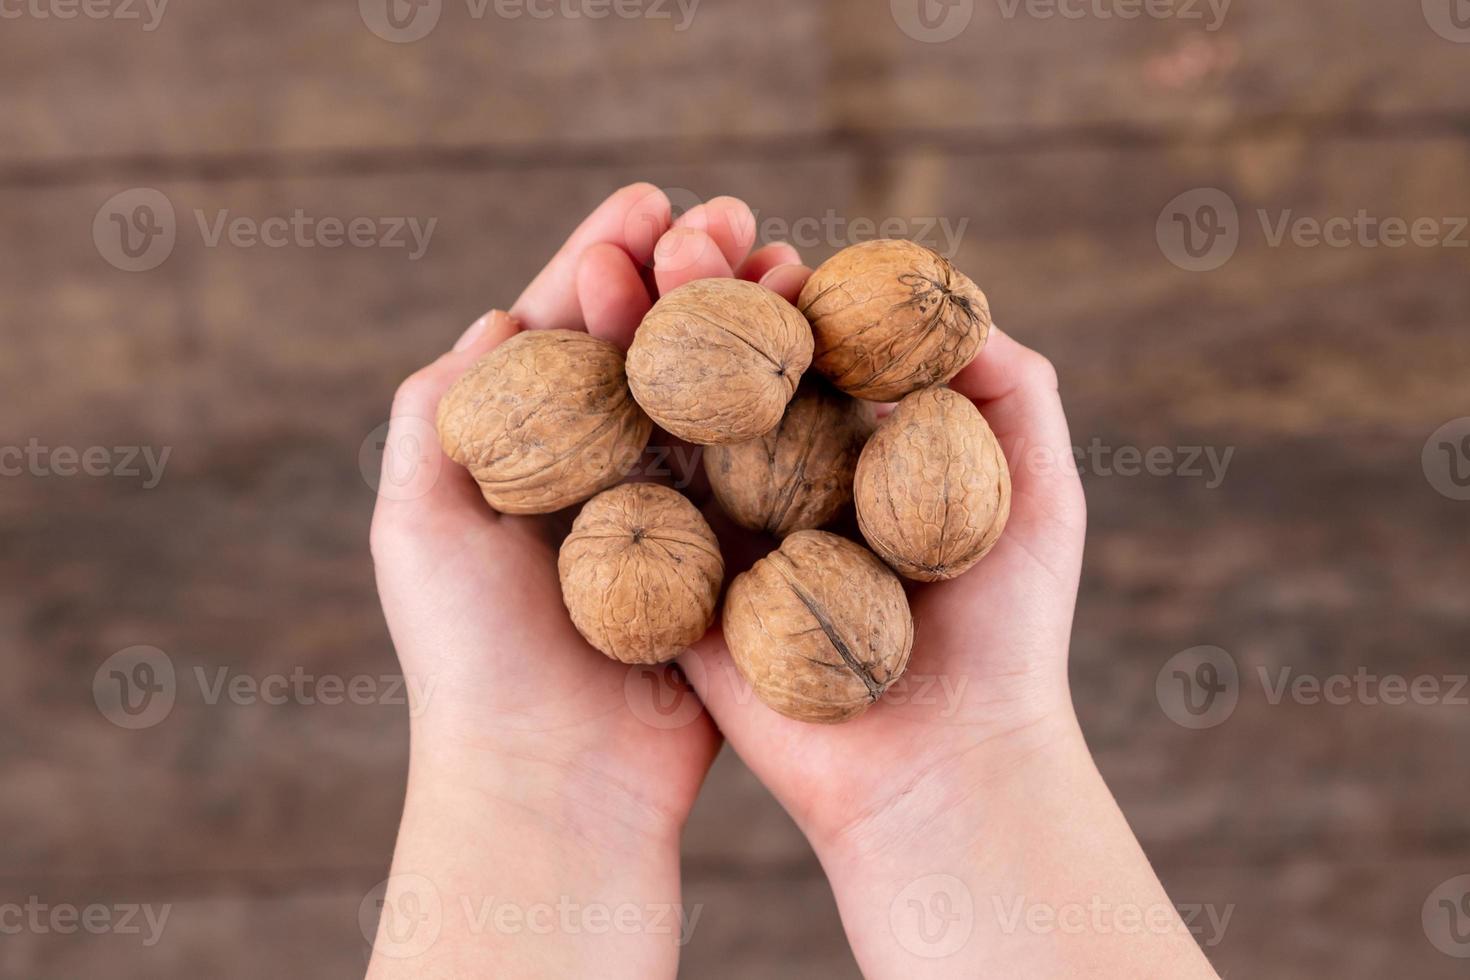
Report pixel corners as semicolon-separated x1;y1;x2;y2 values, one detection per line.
437;238;1011;724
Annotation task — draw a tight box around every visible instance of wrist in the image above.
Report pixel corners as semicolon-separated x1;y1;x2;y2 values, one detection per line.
806;710;1218;978
811;703;1088;872
406;724;689;855
368;739;690;978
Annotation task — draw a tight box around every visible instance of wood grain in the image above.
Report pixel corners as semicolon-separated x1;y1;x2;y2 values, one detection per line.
4;20;1467;974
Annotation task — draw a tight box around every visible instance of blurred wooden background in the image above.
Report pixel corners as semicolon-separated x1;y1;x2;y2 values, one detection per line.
2;1;1468;976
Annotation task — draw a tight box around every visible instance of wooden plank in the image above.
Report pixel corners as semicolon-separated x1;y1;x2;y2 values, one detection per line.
3;857;1464;978
1159;857;1470;979
826;0;1470;135
0;0;830;168
3;2;1467;168
2;140;1466;884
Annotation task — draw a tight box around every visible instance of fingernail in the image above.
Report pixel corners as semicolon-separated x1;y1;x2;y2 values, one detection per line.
759;263;808;300
655;227;694;260
675;204;709;231
453;313;491;352
764;240;797;258
655;228;713;274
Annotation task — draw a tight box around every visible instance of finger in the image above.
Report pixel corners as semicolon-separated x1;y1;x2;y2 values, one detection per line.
736;242;801;283
652;228;735;295
675;196;757;271
511;183;672;332
372;311;522;528
948;326;1085;527
676;634;866;772
756;263;813;305
576;241;654;350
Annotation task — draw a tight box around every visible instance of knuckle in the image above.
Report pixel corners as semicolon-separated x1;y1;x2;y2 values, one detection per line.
367;513;396;565
1020;352;1060;392
391;366;438;417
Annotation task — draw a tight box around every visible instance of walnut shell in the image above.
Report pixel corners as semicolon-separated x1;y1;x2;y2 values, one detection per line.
854;386;1011;581
558;483;724;665
799;239;991;402
703;379;875;537
626;279;813;445
724;530;913;724
437;329;652;515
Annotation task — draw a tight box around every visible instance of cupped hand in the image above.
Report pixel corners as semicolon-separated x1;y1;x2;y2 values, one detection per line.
680;262;1089;856
369;184;797;841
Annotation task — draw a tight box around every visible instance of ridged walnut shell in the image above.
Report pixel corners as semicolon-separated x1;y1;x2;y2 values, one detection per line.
437;329;652;515
558;483;724;665
626;279;813;445
799;239;991;402
724;530;913;724
855;386;1011;582
703;379;875;537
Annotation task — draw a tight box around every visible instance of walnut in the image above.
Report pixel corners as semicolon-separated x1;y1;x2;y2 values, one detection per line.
799;239;991;401
626;278;813;445
723;530;913;723
437;328;652;515
703;379;874;537
558;483;724;664
854;386;1011;581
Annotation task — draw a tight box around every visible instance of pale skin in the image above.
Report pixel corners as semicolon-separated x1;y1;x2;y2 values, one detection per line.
366;185;1221;978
